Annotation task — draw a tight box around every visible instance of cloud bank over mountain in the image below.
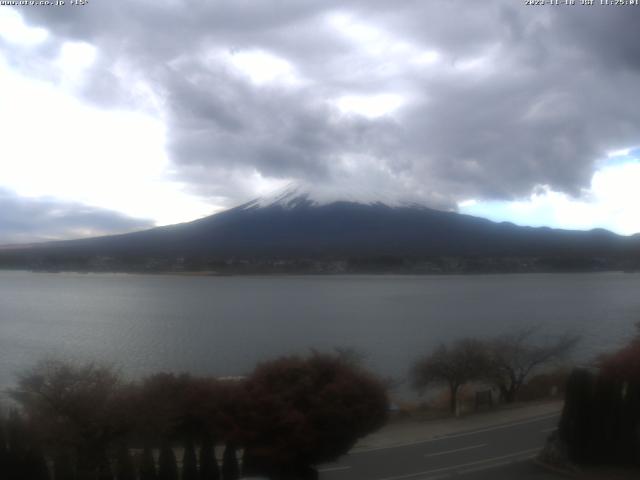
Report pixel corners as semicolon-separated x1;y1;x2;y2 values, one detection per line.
1;1;640;241
0;189;153;245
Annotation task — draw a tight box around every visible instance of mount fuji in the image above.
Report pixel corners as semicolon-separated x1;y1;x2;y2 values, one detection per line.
2;183;639;273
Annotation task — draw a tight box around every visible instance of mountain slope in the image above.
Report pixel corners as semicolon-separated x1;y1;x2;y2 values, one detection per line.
3;186;638;266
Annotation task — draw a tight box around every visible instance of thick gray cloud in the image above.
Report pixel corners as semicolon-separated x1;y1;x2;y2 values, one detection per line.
0;189;153;245
9;1;640;211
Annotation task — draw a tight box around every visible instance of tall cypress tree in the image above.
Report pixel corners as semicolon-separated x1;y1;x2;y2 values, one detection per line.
199;436;219;480
221;443;239;480
157;443;178;480
6;411;27;457
625;379;640;465
96;449;113;480
590;375;620;464
53;449;76;480
5;411;28;480
23;446;50;480
115;445;135;480
240;449;263;478
559;368;595;464
0;419;8;480
139;446;157;480
182;438;198;480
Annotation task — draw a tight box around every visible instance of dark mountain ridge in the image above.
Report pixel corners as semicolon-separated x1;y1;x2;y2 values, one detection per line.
2;192;639;273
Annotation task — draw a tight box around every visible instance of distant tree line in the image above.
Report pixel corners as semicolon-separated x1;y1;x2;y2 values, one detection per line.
2;251;639;275
0;353;389;480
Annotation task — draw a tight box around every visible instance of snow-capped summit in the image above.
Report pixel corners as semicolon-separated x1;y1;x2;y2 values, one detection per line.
4;179;634;269
241;181;426;210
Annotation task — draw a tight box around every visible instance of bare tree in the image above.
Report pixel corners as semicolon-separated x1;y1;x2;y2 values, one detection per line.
411;339;490;414
333;346;368;367
486;328;579;403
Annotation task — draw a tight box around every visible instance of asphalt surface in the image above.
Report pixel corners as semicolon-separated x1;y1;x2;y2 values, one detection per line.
319;413;563;480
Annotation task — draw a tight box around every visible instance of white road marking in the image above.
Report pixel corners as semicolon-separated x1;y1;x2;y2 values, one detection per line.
355;412;560;453
425;443;487;457
375;447;541;480
318;466;352;473
432;414;559;441
455;449;540;476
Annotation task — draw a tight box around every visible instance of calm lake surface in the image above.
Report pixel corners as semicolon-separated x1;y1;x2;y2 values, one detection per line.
1;271;639;395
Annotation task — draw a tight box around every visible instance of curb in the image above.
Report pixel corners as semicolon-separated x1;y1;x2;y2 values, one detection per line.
534;458;580;478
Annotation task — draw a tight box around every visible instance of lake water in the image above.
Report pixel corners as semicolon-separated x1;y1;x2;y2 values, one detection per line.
1;271;639;397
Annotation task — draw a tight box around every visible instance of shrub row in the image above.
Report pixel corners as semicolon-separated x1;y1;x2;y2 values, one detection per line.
1;353;389;480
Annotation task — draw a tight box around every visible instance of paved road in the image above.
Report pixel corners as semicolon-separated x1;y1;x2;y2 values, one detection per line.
319;413;562;480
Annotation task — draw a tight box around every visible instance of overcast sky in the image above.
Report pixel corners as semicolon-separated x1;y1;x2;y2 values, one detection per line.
1;1;640;243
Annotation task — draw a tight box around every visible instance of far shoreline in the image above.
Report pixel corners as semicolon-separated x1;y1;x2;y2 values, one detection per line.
0;268;637;278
